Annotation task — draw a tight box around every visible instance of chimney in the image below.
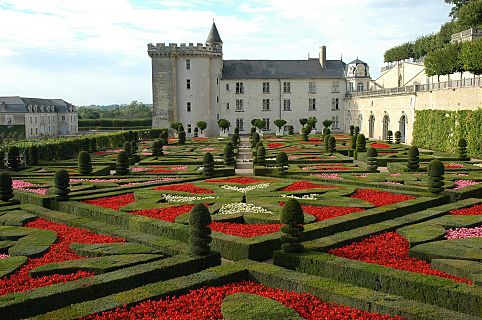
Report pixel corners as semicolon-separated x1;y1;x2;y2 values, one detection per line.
319;46;327;68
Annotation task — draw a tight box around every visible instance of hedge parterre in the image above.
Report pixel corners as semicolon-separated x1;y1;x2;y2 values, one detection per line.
131;205;194;222
449;204;482;216
153;183;214;194
83;280;404;320
280;181;338;192
205;176;269;185
350;189;415;207
83;193;136;210
210;222;281;238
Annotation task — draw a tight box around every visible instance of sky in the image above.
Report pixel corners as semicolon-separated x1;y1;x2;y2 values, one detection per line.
0;0;453;106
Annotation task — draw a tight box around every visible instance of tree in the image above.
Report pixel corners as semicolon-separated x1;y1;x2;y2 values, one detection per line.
446;0;471;19
407;146;420;171
0;172;14;202
178;129;186;144
152;140;163;158
253;119;266;131
29;146;39;165
196;121;207;134
394;131;402;144
274;119;287;133
7;146;20;171
328;136;336;155
307;117;317;128
54;169;70;201
427;159;445;194
160;130;168;145
217;119;230;133
170;122;181;132
251;132;260;148
256;146;266;166
123;141;132;158
425;43;463;81
116;151;130;175
455;0;482;29
193;127;199;138
78;151;93;175
356;134;367;152
280;199;304;253
224;143;235;165
458;138;469;160
299;118;308;127
322;119;333;129
231;133;239;147
349;125;354;136
276;152;289;174
366;147;378;171
460;39;482;75
203;152;215;177
189;204;212;256
386;130;393;144
90;138;97;153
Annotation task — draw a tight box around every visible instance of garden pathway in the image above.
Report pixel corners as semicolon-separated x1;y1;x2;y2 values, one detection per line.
235;136;254;175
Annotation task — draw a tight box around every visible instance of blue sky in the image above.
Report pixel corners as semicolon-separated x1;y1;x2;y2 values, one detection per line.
0;0;452;105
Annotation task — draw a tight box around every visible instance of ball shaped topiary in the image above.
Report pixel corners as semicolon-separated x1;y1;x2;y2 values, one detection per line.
123;141;132;158
349;125;355;136
356;134;367;152
328;136;336;155
7;146;20;171
116;151;130;175
203;152;215;177
178;130;186;144
90;138;97;153
394;131;401;144
29;145;39;165
280;199;304;253
78;151;92;175
256;146;266;166
427;159;445;194
276;152;289;174
457;138;468;160
188;204;212;256
366;147;378;171
407;146;420;171
386;130;393;144
54;169;70;201
224;142;235;165
0;172;14;202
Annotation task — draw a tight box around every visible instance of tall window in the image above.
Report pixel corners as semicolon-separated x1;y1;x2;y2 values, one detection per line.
331;81;340;93
226;103;230;110
235;82;244;94
186;79;191;89
357;82;364;92
262;82;270;93
186;59;191;70
283;82;291;93
332;116;339;129
187;102;191;112
235;99;244;112
236;118;244;131
262;99;270;111
308;98;316;111
226;83;230;91
331;98;339;110
283;99;291;111
308;82;316;94
187;124;192;134
262;118;270;130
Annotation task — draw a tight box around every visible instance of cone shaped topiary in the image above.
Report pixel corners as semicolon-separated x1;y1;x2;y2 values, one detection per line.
349;125;354;136
78;151;92;175
457;138;468;160
394;131;401;144
90;138;97;153
0;172;14;202
366;147;378;171
324;134;330;152
152;140;163;158
178;130;186;144
82;138;90;152
123;141;132;158
356;134;367;152
116;151;130;175
351;134;358;151
189;204;212;255
0;150;4;169
328;136;336;155
280;199;304;253
54;169;70;201
203;152;215;177
130;140;138;153
407;146;420;171
29;145;39;165
386;130;393;144
160;130;168;145
224;142;235;165
427;159;444;194
354;126;360;135
130;140;140;163
276;152;289;174
256;146;266;166
288;125;294;135
7;146;20;171
231;133;239;147
251;132;260;148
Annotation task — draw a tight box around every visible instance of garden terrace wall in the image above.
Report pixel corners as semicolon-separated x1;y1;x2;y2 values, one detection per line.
30;260;476;320
273;251;482;317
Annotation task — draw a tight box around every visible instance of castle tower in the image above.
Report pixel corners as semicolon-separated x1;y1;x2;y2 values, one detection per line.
148;22;223;136
345;58;371;92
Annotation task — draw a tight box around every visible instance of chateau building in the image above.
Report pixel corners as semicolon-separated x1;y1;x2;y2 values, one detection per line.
0;96;78;140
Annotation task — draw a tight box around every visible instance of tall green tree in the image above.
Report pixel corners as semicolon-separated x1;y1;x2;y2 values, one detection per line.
455;0;482;28
460;39;482;75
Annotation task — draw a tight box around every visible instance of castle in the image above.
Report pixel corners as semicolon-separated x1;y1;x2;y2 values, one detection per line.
149;23;482;142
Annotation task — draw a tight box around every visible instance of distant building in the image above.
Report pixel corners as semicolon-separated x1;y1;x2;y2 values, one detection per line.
0;96;78;140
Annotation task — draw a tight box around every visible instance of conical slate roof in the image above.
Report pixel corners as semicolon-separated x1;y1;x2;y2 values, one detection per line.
206;22;222;44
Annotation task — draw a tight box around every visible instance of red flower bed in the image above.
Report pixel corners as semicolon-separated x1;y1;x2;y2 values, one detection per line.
82;193;136;210
205;176;269;185
450;204;482;216
84;280;403;320
302;205;364;221
370;143;391;148
267;143;284;148
329;232;471;284
280;181;338;192
0;219;124;296
350;189;415;207
210;222;281;237
153;183;214;194
130;205;194;222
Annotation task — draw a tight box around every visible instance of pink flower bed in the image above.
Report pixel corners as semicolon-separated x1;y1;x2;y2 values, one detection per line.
444;163;464;169
71;179;126;183
453;180;480;190
131;167;150;172
12;180;49;195
0;254;9;259
446;226;482;240
288;155;300;160
123;178;180;186
310;173;343;180
201;147;217;151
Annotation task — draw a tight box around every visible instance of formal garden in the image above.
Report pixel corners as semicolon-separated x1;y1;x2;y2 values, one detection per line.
0;123;481;320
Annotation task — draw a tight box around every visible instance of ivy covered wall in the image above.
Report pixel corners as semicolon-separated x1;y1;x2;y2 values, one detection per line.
413;109;482;158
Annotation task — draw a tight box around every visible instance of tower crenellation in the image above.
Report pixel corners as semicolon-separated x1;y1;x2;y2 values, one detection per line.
148;42;222;58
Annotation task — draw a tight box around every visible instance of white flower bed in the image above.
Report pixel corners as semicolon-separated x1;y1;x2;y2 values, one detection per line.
162;194;217;203
280;194;318;200
218;202;273;215
221;183;270;193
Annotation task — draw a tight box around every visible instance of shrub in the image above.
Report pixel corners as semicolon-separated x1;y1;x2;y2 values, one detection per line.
193;127;199;138
224;143;235;165
356;134;367;152
189;204;212;255
349;125;355;136
170;122;181;132
386;130;393;144
116;151;130;175
250;127;257;135
251;132;260;148
458;138;468;160
322;127;331;135
299;118;308;127
322;134;329;152
407;146;420;171
218;119;230;133
7;146;20;171
276;152;289;174
203;152;215;177
178;130;186;144
366;147;378;171
256;146;266;166
90;138;97;153
123;141;132;158
231;133;239;147
302;124;312;141
152;140;163;157
354;126;360;135
427;159;445;194
54;169;70;201
234;127;240;135
130;140;138;153
288;125;294;135
351;134;358;150
274;119;287;133
394;131;402;144
78;151;92;175
0;172;14;202
0;150;4;169
29;146;39;165
328;136;336;155
196;121;207;134
322;119;332;129
82;138;90;152
160;130;168;145
280;199;304;253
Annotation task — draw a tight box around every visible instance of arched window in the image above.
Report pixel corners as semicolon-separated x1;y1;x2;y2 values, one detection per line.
369;114;375;138
398;74;403;87
357;114;363;131
382;114;390;140
399;113;407;143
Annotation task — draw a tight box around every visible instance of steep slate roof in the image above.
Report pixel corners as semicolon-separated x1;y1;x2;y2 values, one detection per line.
0;96;74;113
206;22;222;44
348;58;367;65
221;59;345;79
